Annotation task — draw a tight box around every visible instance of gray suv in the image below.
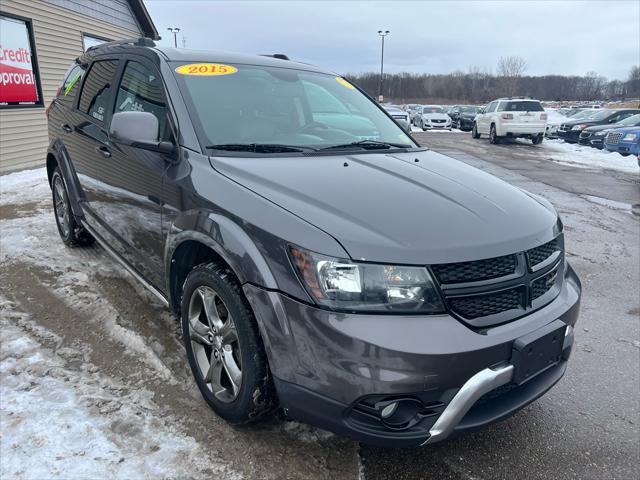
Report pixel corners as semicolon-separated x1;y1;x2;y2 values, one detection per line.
46;38;581;448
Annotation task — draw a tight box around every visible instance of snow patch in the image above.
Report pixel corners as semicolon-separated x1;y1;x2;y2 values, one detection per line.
537;140;639;174
0;299;241;479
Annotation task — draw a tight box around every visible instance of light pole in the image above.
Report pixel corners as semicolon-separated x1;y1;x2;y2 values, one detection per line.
167;27;181;48
377;30;389;102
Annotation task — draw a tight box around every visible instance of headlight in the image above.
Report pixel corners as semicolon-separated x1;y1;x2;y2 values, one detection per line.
289;246;445;314
623;133;637;141
571;124;585;131
594;131;606;136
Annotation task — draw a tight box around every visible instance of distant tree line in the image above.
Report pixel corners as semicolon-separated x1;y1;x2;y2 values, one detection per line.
345;57;640;105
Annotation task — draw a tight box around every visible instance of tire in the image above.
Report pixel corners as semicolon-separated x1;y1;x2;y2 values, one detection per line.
421;121;427;132
181;262;276;424
51;167;94;247
532;134;543;145
489;124;499;144
472;123;480;139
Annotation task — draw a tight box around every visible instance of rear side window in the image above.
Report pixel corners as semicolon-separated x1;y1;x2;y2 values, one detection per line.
486;102;497;113
498;101;544;112
114;60;170;139
78;59;119;124
57;63;86;107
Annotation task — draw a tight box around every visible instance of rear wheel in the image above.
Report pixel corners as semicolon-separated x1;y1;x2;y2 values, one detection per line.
532;134;544;145
51;168;94;247
472;123;480;139
421;120;427;132
489;124;500;144
181;262;276;424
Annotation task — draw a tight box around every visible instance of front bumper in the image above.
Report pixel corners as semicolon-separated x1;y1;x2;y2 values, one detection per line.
605;141;640;156
558;129;581;142
244;263;581;448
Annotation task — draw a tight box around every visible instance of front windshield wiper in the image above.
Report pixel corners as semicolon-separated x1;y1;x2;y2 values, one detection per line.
318;140;413;151
206;143;317;153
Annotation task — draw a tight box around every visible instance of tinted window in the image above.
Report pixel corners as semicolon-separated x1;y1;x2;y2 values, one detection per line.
114;60;169;139
422;106;444;113
57;63;86;107
78;59;118;124
498;101;544;112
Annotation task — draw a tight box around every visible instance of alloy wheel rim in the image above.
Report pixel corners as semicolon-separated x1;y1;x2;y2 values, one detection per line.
53;176;69;237
188;285;242;403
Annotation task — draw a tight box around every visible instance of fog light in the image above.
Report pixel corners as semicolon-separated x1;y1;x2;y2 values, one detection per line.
381;402;398;419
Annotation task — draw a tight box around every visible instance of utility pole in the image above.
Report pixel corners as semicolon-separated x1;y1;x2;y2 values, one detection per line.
181;35;186;48
377;30;390;102
167;27;181;48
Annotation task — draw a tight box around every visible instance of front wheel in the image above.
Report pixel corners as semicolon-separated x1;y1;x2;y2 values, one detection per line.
472;123;480;139
532;134;544;145
181;262;276;424
51;167;94;247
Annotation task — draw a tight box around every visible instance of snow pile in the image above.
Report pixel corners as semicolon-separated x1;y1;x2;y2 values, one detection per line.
0;299;239;480
538;140;639;174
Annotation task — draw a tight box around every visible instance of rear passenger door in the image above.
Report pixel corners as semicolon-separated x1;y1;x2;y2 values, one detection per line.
67;58;120;215
90;57;175;289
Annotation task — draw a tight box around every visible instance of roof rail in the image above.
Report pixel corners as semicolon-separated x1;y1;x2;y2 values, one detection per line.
87;37;156;51
497;96;534;100
260;53;290;61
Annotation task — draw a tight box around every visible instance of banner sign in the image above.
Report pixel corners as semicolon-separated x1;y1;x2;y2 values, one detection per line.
0;15;41;106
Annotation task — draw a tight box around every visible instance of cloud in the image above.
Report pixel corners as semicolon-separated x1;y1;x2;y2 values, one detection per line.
145;0;639;80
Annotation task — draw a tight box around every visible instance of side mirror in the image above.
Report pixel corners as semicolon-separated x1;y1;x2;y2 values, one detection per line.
110;111;174;154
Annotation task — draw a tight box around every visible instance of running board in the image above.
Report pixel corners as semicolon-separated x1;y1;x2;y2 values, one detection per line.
81;221;169;307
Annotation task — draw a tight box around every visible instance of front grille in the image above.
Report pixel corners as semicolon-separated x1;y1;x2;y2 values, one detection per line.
431;254;517;284
532;266;559;300
434;235;564;327
607;132;623;144
559;124;571;132
449;288;522;319
579;131;592;139
527;238;560;267
431;119;446;123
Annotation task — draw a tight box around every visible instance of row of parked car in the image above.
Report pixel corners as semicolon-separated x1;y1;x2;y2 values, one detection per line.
392;100;640;157
550;107;640;157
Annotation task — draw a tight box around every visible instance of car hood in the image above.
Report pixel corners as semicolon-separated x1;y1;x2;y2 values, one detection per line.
211;150;558;264
610;126;640;134
585;124;617;132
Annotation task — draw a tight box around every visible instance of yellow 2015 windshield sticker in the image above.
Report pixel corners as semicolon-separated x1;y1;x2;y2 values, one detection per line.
175;63;237;76
336;77;355;89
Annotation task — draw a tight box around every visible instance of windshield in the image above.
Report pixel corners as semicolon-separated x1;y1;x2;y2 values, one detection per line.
172;63;414;151
460;106;479;114
617;113;640;126
586;109;612;121
422;106;444;113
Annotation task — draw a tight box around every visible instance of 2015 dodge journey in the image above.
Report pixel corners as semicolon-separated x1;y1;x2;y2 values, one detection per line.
46;38;581;448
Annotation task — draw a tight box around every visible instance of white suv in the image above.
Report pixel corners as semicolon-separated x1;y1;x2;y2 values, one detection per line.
472;98;547;144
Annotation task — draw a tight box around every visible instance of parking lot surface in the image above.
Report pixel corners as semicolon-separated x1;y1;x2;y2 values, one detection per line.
1;132;638;479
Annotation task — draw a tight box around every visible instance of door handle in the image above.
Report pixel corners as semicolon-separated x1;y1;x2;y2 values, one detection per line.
61;124;73;133
95;146;111;158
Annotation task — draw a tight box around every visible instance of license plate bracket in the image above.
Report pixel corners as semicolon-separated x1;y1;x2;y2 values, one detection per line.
511;319;566;385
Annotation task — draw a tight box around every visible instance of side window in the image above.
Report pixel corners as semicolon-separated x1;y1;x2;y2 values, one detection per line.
486;102;498;113
78;59;118;124
114;60;169;140
57;63;86;107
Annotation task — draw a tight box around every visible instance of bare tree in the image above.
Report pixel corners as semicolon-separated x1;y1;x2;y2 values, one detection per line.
497;56;527;96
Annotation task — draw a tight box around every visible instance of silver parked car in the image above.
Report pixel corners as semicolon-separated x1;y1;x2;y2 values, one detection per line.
383;104;411;131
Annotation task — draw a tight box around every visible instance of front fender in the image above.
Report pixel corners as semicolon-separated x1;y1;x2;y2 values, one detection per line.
164;211;279;297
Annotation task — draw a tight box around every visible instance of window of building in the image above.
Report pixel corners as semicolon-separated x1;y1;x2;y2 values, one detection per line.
78;59;119;124
0;13;43;108
82;33;111;51
114;60;169;139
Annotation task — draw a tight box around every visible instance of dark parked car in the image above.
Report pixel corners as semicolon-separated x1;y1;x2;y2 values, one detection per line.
449;105;481;131
579;114;640;148
46;38;581;448
557;108;640;143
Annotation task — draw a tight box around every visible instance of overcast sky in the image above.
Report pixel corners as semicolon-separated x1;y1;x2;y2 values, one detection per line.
145;1;639;80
